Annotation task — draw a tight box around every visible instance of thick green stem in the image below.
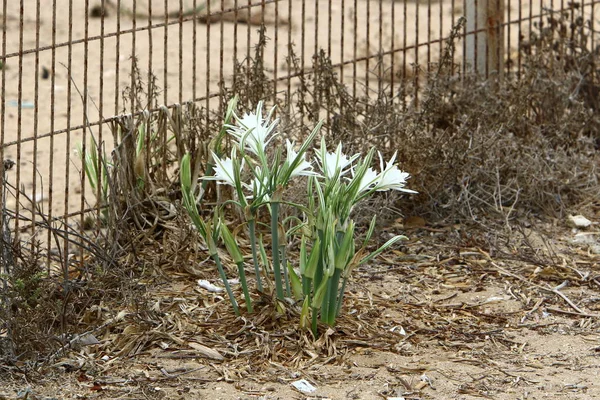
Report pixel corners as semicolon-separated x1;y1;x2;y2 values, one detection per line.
335;275;348;318
302;276;310;297
212;254;239;315
323;268;342;326
311;307;319;337
236;261;254;313
271;202;284;300
247;219;263;292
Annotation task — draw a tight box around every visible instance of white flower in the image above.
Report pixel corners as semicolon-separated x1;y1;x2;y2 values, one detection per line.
227;103;278;155
285;139;317;178
356;167;380;193
374;151;418;193
206;150;243;187
316;142;360;180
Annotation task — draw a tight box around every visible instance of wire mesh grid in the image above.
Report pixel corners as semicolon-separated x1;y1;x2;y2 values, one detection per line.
0;0;598;264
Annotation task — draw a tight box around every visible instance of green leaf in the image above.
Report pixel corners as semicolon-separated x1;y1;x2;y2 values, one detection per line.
358;235;408;268
335;221;355;270
180;153;192;190
311;276;330;309
299;297;311;330
220;221;244;265
363;215;378;247
287;262;303;300
303;237;321;280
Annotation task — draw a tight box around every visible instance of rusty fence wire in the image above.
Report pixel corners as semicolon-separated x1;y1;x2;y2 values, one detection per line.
0;0;598;262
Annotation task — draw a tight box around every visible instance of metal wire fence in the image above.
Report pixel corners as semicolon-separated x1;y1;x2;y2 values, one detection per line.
0;0;598;258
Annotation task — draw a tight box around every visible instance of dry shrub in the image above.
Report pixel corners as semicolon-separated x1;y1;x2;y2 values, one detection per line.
402;8;599;219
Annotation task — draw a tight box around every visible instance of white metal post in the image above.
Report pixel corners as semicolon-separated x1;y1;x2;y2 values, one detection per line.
466;0;505;77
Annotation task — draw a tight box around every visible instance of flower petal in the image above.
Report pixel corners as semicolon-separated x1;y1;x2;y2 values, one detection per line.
286;139;318;178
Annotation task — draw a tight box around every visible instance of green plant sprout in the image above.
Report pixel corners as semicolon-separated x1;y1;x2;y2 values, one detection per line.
77;135;110;222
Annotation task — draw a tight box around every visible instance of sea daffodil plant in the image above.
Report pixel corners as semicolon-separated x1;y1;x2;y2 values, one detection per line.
180;97;416;335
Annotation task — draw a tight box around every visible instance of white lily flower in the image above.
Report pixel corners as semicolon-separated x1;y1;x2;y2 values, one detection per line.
227;103;278;155
285;139;317;178
374;151;418;193
206;150;243;188
316;142;360;180
356;167;380;193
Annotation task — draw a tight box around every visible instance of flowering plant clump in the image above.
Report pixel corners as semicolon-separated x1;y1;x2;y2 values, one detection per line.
180;97;416;335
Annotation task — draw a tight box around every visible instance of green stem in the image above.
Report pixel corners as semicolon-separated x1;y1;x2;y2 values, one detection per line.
302;276;310;297
335;275;348;318
247;219;263;292
236;261;254;313
311;229;325;329
281;243;291;297
212;254;239;315
311;307;319;337
271;202;284;300
323;268;342;325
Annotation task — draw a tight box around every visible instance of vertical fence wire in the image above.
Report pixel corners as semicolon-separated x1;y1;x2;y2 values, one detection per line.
286;0;291;116
193;0;198;101
148;0;154;105
219;0;224;117
246;0;251;102
15;0;24;235
31;0;41;240
389;0;395;96
79;0;90;264
97;0;106;229
326;0;332;135
451;0;455;76
115;0;121;122
378;0;383;94
427;0;432;74
402;0;407;88
414;0;420;103
46;1;57;267
179;0;184;106
62;0;74;278
352;0;358;101
592;2;596;83
439;0;443;71
301;0;306;125
0;1;6;203
206;0;211;126
507;0;512;75
365;0;370;93
273;0;279;106
163;0;169;106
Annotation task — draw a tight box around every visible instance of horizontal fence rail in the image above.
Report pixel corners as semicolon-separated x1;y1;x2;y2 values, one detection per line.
0;0;598;260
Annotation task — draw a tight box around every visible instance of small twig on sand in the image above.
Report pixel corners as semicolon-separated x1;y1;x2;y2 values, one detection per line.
545;306;599;319
477;248;600;318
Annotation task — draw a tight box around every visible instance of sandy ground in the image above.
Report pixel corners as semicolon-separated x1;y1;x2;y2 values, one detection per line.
1;219;600;399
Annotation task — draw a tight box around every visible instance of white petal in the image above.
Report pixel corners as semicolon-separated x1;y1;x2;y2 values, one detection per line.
356;167;380;193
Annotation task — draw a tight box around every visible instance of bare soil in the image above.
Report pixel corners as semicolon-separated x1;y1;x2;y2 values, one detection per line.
2;215;600;399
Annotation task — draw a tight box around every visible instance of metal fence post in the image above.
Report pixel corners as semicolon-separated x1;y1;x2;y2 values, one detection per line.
466;0;505;77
